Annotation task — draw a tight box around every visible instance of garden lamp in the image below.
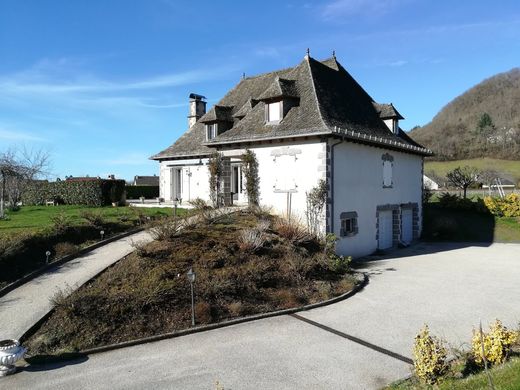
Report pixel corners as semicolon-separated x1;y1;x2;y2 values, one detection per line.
45;250;51;264
187;268;196;326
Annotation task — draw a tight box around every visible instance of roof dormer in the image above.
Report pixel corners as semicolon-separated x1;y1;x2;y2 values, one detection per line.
200;105;234;140
373;102;404;135
258;77;299;124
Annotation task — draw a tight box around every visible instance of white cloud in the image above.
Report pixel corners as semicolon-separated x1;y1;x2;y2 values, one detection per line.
0;126;45;142
322;0;410;20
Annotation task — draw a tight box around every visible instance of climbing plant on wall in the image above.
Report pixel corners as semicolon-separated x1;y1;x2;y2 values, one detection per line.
305;179;327;237
241;149;260;207
208;152;224;208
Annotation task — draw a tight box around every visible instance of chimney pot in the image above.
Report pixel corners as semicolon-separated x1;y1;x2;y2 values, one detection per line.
188;93;207;128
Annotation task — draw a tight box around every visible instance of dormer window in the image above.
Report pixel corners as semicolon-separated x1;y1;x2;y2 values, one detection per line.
266;101;282;123
206;123;217;140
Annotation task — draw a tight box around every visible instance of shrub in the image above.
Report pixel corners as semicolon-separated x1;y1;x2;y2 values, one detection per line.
189;198;211;211
50;212;72;234
125;185;159;200
53;242;79;258
484;194;520;217
80;210;105;229
472;319;518;366
413;325;448;385
305;179;327;237
194;301;212;324
274;217;312;244
324;233;351;274
23;179;126;206
237;228;266;253
149;218;181;241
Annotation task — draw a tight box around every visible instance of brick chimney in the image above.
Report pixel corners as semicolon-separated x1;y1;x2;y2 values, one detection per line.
188;93;206;128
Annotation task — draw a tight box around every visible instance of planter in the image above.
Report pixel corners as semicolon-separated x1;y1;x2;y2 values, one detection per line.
0;340;26;376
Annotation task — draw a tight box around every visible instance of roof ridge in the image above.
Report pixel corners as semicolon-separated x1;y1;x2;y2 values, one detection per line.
305;57;330;131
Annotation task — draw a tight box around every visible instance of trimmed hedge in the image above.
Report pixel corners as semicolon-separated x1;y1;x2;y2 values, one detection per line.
125;185;159;200
22;179;126;207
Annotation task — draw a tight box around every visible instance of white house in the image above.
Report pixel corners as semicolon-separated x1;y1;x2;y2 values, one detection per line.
151;54;432;257
423;175;439;190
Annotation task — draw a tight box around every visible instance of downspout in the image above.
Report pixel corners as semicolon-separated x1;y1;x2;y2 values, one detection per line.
328;138;343;235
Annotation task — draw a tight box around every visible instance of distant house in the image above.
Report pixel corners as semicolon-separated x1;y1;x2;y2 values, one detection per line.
133;175;159;186
423;175;439;190
151;53;432;257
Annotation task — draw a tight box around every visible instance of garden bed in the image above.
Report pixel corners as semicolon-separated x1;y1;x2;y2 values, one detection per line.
24;210;357;355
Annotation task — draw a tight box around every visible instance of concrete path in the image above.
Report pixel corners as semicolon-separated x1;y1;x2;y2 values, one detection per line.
3;242;520;389
0;230;152;340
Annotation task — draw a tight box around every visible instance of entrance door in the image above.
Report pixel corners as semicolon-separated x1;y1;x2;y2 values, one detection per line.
170;168;182;201
401;208;413;244
378;210;393;250
231;165;242;201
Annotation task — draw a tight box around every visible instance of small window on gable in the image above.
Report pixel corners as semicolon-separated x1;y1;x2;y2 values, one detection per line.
340;211;358;237
382;153;394;188
206;123;217;140
266;101;281;123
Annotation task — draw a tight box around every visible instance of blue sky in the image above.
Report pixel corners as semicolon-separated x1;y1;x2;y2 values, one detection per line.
1;0;519;180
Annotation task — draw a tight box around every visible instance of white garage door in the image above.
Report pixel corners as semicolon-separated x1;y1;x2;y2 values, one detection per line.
401;208;413;244
378;210;393;250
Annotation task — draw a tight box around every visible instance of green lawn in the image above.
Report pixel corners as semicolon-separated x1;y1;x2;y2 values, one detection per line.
387;357;520;389
0;205;180;236
425;158;520;184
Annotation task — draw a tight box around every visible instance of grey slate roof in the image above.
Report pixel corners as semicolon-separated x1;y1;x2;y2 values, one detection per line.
151;55;431;160
133;175;159;186
200;105;234;123
373;102;404;119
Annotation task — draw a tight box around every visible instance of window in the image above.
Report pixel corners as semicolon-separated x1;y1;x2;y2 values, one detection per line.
206;123;217;140
266;101;281;123
340;211;358;237
382;153;394;188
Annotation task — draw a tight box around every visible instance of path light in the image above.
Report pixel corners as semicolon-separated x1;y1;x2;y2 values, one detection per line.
45;251;51;264
187;268;196;327
100;230;105;240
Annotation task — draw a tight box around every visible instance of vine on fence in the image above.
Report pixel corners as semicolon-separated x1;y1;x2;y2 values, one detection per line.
241;149;260;207
208;152;224;208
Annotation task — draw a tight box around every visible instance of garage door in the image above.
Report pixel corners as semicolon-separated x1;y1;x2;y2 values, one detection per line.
378;210;393;250
401;208;413;244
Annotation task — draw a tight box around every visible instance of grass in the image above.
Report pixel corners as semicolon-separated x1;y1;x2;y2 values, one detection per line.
425;158;520;184
0;205;179;236
387;357;520;389
24;211;357;355
0;205;188;289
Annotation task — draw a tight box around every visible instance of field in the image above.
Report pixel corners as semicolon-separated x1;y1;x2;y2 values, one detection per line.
425;158;520;184
24;211;357;355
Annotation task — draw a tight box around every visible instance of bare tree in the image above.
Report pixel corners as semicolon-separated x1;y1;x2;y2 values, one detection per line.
446;166;481;199
479;169;499;195
0;147;50;218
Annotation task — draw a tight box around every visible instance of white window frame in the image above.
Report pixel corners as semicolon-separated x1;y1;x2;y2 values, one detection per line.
266;101;282;123
206;123;217;140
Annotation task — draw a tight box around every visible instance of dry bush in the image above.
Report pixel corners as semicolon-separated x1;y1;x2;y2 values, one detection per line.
194;301;212;324
256;219;270;232
130;239;152;257
249;204;273;219
80;210;105;228
0;233;30;259
237;228;266;253
50;212;72;234
274;217;312;244
270;289;301;309
150;218;181;241
226;301;247;317
132;207;149;226
189;197;211;211
54;242;79;258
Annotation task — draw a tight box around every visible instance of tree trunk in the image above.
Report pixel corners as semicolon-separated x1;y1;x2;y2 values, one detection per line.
463;186;468;199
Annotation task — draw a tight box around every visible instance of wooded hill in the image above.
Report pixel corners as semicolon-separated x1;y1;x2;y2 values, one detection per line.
409;68;520;160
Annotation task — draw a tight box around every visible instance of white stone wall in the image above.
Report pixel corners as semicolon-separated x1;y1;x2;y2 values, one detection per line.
332;141;423;258
250;140;327;229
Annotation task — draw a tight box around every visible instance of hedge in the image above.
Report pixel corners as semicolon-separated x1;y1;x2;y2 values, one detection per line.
125;185;159;199
22;179;126;207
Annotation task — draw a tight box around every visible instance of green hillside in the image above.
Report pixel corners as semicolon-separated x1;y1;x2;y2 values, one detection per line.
424;158;520;185
410;68;520;160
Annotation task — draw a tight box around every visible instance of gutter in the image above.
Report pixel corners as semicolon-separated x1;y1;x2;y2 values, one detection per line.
329;139;343;234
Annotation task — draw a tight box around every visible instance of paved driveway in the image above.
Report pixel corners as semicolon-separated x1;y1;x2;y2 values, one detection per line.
4;242;520;389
